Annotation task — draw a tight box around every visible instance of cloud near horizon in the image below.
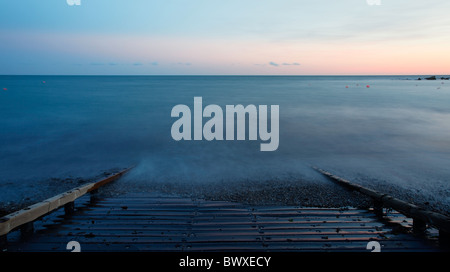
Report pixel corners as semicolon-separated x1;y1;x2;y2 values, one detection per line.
269;62;301;67
269;62;279;67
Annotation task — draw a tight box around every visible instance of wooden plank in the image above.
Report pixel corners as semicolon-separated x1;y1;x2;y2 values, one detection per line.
86;168;132;193
314;167;450;234
5;193;445;252
0;168;132;237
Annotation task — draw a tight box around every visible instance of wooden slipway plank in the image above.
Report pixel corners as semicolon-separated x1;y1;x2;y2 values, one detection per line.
4;193;443;252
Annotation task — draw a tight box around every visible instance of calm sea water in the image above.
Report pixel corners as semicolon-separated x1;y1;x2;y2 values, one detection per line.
0;76;449;204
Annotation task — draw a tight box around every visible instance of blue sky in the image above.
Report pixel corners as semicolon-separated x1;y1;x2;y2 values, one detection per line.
1;0;450;75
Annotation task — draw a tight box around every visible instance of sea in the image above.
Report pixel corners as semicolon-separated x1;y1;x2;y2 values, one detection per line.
0;75;449;209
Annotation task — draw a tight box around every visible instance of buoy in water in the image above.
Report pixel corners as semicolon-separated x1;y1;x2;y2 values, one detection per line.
366;85;370;88
3;88;7;91
345;85;349;88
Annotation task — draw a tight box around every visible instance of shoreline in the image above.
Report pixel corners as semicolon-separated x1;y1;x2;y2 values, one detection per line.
98;177;450;216
1;175;448;218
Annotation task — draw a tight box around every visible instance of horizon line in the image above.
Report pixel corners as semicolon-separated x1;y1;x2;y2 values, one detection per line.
1;74;447;77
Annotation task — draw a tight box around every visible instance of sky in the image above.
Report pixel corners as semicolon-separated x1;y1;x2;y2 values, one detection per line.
0;0;450;75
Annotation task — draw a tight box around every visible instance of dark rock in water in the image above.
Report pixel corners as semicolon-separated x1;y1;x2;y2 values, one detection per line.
425;76;436;80
417;78;422;80
441;77;449;80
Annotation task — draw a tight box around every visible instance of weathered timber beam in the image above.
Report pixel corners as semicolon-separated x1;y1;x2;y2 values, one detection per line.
314;167;450;234
0;167;132;237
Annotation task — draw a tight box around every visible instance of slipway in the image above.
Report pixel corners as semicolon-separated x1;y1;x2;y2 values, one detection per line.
1;169;448;252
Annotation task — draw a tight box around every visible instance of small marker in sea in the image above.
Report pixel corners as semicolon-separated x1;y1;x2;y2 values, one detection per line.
345;85;349;88
3;88;7;91
42;81;46;84
366;85;370;88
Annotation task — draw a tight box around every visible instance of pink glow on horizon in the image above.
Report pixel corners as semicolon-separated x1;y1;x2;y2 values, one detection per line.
2;30;450;75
